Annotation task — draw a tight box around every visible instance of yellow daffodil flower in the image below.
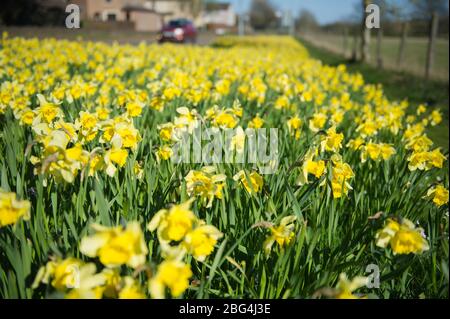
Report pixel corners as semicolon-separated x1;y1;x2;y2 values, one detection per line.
376;218;429;255
0;189;31;227
80;221;148;269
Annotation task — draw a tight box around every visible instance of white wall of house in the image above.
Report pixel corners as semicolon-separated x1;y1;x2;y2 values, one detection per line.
152;1;193;20
130;11;162;31
70;0;195;27
201;5;235;27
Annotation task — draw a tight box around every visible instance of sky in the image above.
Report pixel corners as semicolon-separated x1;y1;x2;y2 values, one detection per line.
226;0;365;25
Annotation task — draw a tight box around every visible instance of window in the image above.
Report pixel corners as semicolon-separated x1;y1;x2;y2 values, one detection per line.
168;19;189;27
107;13;116;21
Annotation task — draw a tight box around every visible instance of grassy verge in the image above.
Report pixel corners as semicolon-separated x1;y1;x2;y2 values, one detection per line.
299;33;449;81
299;37;449;150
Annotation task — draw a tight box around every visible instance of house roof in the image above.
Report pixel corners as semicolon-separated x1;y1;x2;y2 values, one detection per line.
122;5;157;13
122;5;173;16
205;2;231;11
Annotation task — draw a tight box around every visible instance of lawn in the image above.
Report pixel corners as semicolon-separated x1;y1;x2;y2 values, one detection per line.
300;33;449;81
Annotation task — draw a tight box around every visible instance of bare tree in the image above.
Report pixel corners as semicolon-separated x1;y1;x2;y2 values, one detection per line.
409;0;448;20
296;9;319;34
425;11;439;79
0;0;65;26
249;0;277;30
387;1;410;68
361;0;372;63
373;0;387;68
409;0;448;79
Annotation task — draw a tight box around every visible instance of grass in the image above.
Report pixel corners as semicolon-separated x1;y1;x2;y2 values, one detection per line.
300;33;449;81
300;37;449;151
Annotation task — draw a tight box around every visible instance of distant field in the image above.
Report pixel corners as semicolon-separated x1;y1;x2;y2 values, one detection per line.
300;32;449;81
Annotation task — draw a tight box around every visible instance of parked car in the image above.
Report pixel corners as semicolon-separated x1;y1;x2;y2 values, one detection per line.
158;19;197;44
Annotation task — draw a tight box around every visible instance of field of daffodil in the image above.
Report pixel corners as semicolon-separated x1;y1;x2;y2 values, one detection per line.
0;34;448;299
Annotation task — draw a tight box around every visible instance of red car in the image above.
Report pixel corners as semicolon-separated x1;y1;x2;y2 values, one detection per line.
158;19;197;44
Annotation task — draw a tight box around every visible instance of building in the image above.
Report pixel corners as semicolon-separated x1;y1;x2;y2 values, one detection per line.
69;0;197;32
122;5;166;32
199;2;235;31
151;0;196;21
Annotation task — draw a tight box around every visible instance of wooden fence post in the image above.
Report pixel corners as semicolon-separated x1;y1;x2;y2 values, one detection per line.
352;31;359;62
343;28;349;58
376;28;383;69
397;21;408;68
425;12;439;80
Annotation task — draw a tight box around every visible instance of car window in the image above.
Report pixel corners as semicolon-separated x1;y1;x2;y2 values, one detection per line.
169;20;187;27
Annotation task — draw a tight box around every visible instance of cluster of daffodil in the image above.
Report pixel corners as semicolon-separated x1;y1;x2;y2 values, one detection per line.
1;33;448;299
148;199;222;298
157;103;267;202
36;86;142;181
32;222;149;299
32;200;223;299
257;215;298;255
2;83;143;184
296;132;355;199
0;36;149;184
185;167;227;208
